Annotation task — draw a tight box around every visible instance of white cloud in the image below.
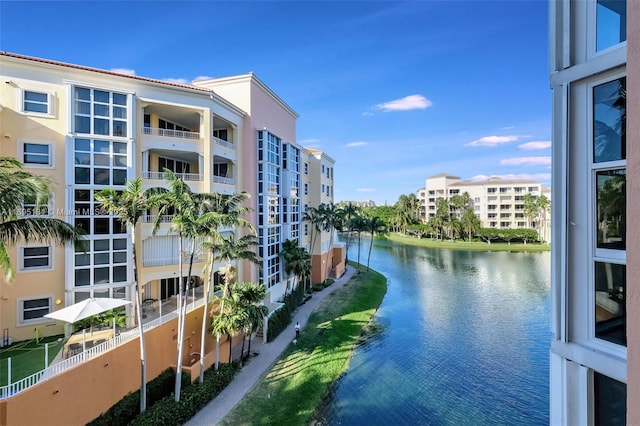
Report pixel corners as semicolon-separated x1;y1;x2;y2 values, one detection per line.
500;156;552;166
374;94;432;112
110;68;136;76
299;138;320;144
357;188;375;192
193;75;215;81
163;78;190;85
465;135;528;147
471;173;552;182
519;141;551;150
346;141;368;147
361;111;374;117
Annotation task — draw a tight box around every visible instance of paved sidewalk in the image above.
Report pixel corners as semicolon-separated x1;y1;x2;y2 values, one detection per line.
185;265;357;426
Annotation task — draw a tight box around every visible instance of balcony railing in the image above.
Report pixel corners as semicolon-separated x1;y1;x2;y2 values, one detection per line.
143;253;205;267
213;136;234;149
143;171;203;181
142;214;173;223
0;293;209;399
143;127;200;140
212;175;234;185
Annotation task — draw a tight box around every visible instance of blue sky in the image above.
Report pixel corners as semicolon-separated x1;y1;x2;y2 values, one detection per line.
0;0;551;206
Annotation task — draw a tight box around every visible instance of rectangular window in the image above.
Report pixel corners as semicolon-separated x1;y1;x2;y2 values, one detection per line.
304;183;308;195
22;90;51;115
593;77;626;163
23;193;51;216
20;297;52;323
21;246;52;270
596;0;626;52
596;169;625;250
594;372;626;424
21;142;52;167
74;87;128;137
594;262;626;346
304;162;309;175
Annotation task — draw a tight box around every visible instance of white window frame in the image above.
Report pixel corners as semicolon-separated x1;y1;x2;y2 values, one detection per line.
17;296;54;325
18;140;54;168
19;89;54;117
22;191;54;217
19;245;54;272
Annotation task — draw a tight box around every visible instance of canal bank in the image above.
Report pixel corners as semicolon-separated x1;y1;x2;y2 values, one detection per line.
186;264;387;425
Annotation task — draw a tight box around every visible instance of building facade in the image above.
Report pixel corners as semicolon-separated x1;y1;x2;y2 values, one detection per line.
0;53;338;344
549;0;640;423
422;173;549;238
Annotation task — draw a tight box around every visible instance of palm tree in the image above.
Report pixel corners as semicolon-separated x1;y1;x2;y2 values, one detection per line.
280;239;299;293
211;233;261;370
460;207;481;242
366;216;385;271
286;244;312;292
340;203;358;264
148;169;204;402
0;157;83;281
318;203;340;279
351;216;368;272
232;282;268;363
95;178;156;413
198;191;253;383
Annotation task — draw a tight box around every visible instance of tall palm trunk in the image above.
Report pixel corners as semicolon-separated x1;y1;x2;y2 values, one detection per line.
175;238;196;401
131;229;147;412
198;249;214;383
174;234;185;402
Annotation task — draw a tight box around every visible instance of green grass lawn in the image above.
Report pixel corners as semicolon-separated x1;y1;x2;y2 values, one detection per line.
220;267;387;426
0;335;64;384
385;232;551;252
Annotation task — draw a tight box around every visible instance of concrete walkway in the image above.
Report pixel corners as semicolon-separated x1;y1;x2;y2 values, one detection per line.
185;265;357;426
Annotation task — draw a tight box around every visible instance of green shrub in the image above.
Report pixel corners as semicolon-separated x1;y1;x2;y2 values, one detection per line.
88;368;191;426
323;279;335;288
266;285;305;341
129;365;235;426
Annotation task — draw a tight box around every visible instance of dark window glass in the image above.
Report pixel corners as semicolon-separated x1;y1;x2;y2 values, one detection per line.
113;169;127;185
113;93;127;105
94;90;109;103
75;168;90;184
74;218;90;234
113;266;127;282
75;269;90;286
94;118;109;135
75;138;91;152
595;262;626;346
75;152;90;165
596;169;625;249
94;267;109;284
113;121;127;137
593;77;626;162
75;189;91;201
594;372;626;425
113;142;127;154
94;168;110;185
75;87;90;101
75;253;90;266
75;116;90;134
94;218;110;234
113;239;127;250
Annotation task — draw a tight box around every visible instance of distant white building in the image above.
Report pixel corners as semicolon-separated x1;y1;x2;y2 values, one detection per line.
422;173;550;237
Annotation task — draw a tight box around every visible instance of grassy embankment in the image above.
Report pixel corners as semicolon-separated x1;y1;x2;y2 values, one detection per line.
385;232;551;252
220;266;387;426
0;335;63;383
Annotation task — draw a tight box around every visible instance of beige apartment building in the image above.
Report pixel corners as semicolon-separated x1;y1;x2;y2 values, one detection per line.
420;173;550;240
0;52;339;363
550;0;640;423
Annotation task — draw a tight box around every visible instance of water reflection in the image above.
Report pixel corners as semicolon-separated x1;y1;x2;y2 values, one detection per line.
318;237;551;425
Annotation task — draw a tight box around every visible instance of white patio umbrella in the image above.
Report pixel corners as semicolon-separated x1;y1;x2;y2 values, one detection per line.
45;298;131;323
45;298;132;354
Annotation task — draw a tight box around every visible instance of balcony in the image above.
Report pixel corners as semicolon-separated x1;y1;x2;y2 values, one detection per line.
142;171;203;182
144;126;200;140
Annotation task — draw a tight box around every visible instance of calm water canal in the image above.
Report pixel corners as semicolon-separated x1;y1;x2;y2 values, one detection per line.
318;237;551;425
